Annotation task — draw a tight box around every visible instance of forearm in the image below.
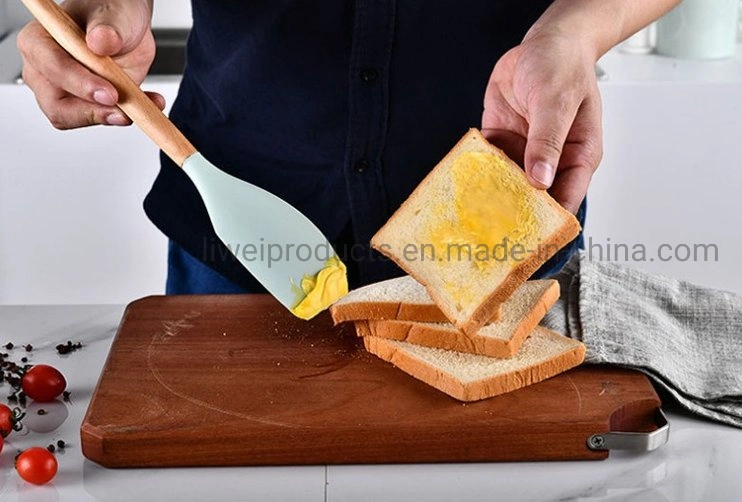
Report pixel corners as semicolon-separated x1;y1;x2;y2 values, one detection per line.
525;0;681;61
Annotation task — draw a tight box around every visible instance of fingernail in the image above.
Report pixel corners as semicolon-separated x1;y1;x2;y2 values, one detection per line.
531;161;555;187
93;89;116;106
105;113;128;126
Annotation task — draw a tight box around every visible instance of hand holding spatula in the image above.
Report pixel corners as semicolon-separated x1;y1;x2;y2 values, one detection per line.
20;0;348;319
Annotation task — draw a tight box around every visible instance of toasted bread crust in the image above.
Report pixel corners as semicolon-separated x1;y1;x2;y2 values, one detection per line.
331;303;448;324
363;329;586;402
331;300;502;325
361;280;560;358
353;320;373;338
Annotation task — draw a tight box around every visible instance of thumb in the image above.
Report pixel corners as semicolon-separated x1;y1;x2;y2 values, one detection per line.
523;95;579;189
84;2;151;57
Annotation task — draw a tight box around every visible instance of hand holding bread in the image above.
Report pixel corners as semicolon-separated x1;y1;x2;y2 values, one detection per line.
481;32;602;214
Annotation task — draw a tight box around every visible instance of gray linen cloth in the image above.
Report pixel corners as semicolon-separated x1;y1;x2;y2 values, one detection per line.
541;251;742;428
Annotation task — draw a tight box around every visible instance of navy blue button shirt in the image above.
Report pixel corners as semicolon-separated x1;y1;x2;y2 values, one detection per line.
144;0;584;293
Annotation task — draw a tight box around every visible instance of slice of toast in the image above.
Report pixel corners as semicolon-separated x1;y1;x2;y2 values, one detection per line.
362;325;585;402
361;279;559;358
329;275;500;324
371;129;580;335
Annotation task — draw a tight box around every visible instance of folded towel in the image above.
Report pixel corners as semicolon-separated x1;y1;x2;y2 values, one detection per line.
542;251;742;428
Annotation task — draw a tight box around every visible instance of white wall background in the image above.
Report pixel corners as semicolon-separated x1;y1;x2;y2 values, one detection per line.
583;50;742;294
587;83;742;292
0;81;179;304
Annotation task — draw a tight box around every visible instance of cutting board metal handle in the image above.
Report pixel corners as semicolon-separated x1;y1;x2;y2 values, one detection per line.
587;409;669;452
20;0;197;166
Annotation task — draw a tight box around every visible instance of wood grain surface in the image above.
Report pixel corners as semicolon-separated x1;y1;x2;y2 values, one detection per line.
81;295;662;467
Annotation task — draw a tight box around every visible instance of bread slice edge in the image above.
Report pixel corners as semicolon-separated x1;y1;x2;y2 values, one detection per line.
363;327;586;402
362;280;560;358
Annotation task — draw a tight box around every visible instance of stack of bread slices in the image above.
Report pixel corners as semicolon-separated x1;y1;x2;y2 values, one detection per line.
330;129;587;402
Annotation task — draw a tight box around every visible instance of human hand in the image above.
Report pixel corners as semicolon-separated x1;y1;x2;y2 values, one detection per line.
482;32;603;214
17;0;164;129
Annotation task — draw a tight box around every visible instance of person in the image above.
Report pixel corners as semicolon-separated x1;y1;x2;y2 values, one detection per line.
17;0;680;295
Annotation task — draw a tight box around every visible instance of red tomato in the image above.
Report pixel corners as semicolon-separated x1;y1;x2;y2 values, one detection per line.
0;434;3;454
16;447;58;485
22;365;67;402
0;404;12;437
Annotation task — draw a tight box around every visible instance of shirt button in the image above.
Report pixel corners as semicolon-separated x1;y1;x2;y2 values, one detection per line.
354;160;370;173
359;68;378;83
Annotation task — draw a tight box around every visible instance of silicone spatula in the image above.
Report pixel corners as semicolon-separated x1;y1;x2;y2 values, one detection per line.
21;0;340;313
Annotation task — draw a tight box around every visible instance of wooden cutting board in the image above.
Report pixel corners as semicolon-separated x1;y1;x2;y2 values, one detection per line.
81;295;662;467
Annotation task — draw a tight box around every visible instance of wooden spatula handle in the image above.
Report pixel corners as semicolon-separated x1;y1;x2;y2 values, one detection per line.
21;0;197;166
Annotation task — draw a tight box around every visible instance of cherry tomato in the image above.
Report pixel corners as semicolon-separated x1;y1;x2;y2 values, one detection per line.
0;404;25;437
0;404;12;437
0;434;3;454
16;447;58;485
22;365;67;402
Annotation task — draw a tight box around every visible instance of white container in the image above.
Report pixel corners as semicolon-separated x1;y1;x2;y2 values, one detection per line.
656;0;740;59
621;24;657;54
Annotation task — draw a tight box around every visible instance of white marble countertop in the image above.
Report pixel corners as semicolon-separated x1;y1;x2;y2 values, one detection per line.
0;304;739;501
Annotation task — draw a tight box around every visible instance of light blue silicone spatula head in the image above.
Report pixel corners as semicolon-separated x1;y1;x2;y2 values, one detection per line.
182;153;334;308
22;0;345;314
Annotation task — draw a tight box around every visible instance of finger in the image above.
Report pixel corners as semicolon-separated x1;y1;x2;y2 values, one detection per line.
74;1;152;57
548;159;593;215
23;64;125;129
145;91;167;111
523;90;581;190
563;92;604;175
481;89;529;166
481;73;528;136
18;23;118;106
549;95;603;214
480;128;526;168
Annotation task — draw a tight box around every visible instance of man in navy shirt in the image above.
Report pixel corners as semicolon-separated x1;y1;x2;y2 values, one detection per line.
18;0;680;294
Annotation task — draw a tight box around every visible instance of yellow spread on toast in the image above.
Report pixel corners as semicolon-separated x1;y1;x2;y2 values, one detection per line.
427;151;539;303
290;256;348;320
